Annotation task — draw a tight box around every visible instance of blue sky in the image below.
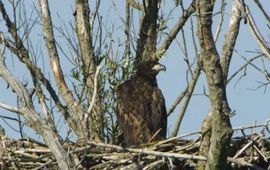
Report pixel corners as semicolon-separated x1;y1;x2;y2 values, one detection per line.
0;0;270;139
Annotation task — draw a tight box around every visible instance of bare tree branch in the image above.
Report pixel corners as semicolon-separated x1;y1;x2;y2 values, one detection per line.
87;65;101;115
0;102;21;114
39;0;87;141
221;0;242;80
0;2;77;134
253;0;270;24
167;86;187;116
214;0;226;43
242;2;270;59
135;0;159;63
0;49;75;169
127;0;144;11
75;0;104;142
171;66;201;137
157;0;196;58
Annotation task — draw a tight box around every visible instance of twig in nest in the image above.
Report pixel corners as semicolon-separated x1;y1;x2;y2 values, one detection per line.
233;135;262;159
88;142;207;161
148;128;162;143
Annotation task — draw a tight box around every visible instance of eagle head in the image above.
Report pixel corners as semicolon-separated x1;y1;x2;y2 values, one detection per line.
137;61;166;78
151;63;166;73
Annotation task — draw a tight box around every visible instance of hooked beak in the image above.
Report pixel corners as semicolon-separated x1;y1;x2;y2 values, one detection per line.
152;63;166;72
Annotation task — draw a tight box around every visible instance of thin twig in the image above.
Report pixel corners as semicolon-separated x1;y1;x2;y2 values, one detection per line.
35;159;55;170
127;0;143;11
87;65;101;114
167;86;188;116
253;0;270;24
253;145;268;162
242;3;270;59
88;142;207;161
157;0;196;58
171;66;201;137
233;119;270;132
233;135;261;159
214;0;225;43
227;54;262;84
228;157;265;170
0;102;21;113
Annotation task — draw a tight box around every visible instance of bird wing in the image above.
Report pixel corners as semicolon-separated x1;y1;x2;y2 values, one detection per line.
116;77;167;145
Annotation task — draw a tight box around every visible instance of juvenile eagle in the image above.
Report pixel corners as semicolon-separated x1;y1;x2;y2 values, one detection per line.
116;61;167;146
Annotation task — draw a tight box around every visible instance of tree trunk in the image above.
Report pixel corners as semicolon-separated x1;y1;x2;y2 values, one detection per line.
75;0;104;143
197;109;212;170
196;0;233;169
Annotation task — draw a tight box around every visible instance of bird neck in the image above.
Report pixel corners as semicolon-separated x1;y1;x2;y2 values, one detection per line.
137;73;157;86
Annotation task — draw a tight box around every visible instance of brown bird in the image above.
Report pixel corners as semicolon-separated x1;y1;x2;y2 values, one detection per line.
116;61;167;146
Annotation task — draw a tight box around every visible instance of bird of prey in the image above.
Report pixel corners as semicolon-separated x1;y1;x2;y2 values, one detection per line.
116;61;167;146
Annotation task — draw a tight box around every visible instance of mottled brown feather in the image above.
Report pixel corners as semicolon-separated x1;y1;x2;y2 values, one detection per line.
116;61;167;146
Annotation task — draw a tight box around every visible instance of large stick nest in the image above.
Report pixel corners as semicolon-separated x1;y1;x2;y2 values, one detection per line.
0;130;270;169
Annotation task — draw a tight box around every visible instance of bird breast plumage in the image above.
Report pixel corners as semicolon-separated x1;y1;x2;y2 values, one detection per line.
116;77;167;146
